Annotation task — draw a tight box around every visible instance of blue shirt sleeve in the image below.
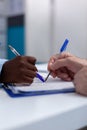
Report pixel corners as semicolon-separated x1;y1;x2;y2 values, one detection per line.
0;59;8;73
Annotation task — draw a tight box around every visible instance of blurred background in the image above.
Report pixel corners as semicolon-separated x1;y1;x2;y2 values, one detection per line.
0;0;87;62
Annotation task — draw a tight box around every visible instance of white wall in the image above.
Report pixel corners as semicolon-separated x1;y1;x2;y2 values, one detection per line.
7;0;24;16
25;0;52;62
25;0;87;62
53;0;87;58
0;0;7;58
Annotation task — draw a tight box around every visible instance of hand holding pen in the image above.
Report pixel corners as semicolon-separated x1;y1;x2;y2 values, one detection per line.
45;39;69;81
8;45;45;83
1;55;38;84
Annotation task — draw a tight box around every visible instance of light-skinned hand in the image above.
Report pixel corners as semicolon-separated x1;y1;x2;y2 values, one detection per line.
48;52;87;81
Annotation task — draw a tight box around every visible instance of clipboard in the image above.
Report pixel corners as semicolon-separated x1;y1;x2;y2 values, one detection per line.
5;40;75;98
2;84;75;98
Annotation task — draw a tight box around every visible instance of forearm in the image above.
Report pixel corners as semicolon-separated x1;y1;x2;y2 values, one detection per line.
74;67;87;96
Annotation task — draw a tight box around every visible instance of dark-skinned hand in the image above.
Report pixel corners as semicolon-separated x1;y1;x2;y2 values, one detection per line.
0;56;37;84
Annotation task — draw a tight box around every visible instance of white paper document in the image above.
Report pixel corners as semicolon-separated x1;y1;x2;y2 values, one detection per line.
8;74;75;94
36;63;48;73
7;63;75;94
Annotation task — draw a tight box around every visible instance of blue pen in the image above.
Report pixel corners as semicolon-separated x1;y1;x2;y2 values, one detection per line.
8;45;45;82
36;73;45;82
60;39;69;53
44;39;69;82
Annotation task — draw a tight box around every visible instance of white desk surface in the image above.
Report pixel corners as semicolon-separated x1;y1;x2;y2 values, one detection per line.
0;88;87;130
0;63;87;130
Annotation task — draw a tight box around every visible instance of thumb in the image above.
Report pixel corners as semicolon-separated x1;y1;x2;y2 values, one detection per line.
50;59;67;71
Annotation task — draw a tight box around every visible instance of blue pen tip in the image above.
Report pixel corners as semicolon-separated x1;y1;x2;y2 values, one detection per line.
36;73;45;82
65;39;69;42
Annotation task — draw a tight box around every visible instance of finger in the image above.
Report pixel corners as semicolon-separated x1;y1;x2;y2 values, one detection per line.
25;69;36;78
27;63;37;71
58;52;73;59
68;71;74;80
27;56;37;64
60;67;74;80
57;72;72;81
50;59;67;71
61;77;72;81
20;61;37;71
21;75;34;84
20;68;37;78
48;58;55;71
57;70;68;78
50;71;57;78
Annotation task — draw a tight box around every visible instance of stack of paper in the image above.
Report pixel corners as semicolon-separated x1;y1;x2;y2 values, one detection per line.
8;76;75;94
